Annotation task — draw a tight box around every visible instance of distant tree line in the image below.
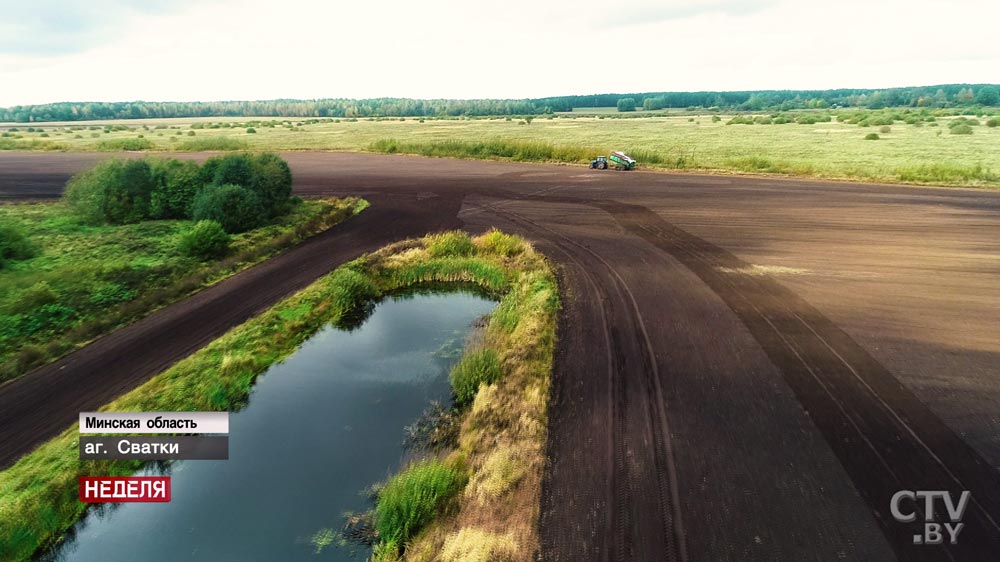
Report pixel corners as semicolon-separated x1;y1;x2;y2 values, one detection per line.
3;84;998;122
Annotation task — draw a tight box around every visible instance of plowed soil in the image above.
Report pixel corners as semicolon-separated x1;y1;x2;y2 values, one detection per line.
1;152;999;561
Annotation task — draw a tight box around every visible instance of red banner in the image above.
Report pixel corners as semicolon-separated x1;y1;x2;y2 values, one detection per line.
79;476;171;503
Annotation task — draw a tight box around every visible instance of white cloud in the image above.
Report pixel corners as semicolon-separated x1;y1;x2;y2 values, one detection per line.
0;0;997;106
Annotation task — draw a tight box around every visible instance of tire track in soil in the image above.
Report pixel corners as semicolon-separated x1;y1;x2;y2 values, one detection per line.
583;199;1000;562
475;201;686;562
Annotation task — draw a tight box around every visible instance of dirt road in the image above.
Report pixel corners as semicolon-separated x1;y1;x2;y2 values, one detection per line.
1;152;998;561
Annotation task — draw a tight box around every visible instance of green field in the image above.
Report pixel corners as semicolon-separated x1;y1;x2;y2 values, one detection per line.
2;109;999;187
0;197;364;382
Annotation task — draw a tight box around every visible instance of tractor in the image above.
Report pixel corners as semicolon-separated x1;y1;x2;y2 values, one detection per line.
590;156;609;169
590;151;636;171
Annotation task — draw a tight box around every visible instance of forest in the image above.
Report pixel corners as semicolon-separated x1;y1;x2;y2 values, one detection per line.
1;84;997;123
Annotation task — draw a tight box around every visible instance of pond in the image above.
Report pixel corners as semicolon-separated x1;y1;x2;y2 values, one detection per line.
44;291;496;562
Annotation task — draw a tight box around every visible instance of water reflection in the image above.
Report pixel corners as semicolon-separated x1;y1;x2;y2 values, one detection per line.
43;292;495;562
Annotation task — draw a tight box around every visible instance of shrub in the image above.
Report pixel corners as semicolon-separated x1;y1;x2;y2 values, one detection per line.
0;222;38;267
950;124;973;135
191;183;265;233
450;349;502;405
15;281;58;311
246;127;256;134
149;158;203;219
426;231;475;258
178;220;231;259
64;158;156;224
864;133;880;140
987;118;999;128
375;460;461;548
879;125;891;134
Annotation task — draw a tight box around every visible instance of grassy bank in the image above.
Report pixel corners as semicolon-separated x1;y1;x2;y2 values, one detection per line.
2;109;1000;187
0;230;558;562
0;197;367;383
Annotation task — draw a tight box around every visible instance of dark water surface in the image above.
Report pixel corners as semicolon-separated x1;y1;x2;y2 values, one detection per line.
44;292;495;562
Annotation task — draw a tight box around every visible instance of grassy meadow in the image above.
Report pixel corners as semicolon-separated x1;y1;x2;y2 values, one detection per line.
2;108;1000;187
0;230;558;562
0;197;366;383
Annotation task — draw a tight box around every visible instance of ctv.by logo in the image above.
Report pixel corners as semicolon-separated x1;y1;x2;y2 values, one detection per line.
891;490;970;545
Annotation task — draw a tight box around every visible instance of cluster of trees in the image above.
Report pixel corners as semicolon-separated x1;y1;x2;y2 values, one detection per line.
64;153;293;237
4;84;997;123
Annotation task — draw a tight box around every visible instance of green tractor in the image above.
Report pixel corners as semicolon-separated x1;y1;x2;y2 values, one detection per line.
590;151;636;171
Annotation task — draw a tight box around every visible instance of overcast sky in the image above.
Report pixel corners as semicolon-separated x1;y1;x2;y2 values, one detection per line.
1;0;997;106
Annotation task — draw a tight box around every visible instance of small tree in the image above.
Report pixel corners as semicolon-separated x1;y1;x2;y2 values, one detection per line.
64;158;156;224
150;158;202;219
201;153;254;188
248;152;293;216
616;98;637;112
191;183;265;233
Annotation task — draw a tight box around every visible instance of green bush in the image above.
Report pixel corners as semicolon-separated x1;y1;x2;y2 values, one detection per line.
0;222;38;268
879;125;891;134
375;460;461;548
864;133;880;140
426;231;475;258
950;124;973;135
987;118;999;128
246;127;256;134
64;159;156;224
150;158;202;219
14;281;59;312
178;220;231;259
450;349;502;405
191;184;265;233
